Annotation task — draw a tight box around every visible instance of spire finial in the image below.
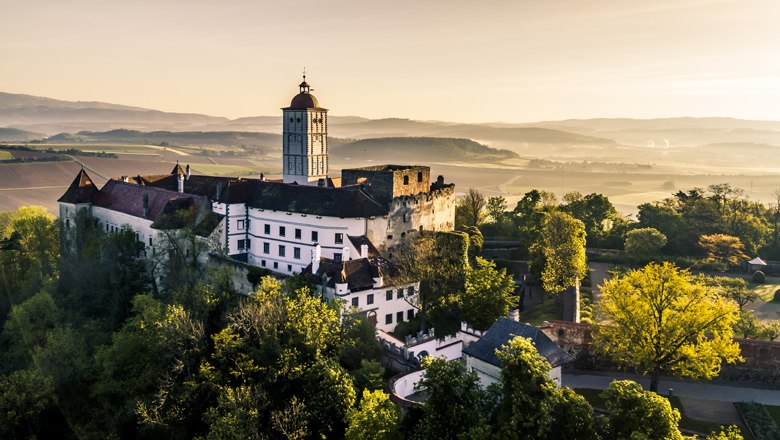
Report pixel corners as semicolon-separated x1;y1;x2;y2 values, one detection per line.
303;66;306;82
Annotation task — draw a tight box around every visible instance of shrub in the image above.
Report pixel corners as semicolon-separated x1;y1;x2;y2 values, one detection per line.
753;271;767;284
734;401;780;440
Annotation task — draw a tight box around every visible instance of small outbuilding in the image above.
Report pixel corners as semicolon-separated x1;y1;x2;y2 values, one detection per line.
462;317;573;387
748;257;768;273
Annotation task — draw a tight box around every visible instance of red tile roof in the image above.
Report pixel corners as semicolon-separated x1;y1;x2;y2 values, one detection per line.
58;169;99;204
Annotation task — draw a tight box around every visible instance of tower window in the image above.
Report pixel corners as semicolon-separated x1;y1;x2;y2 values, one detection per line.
296;118;301;123
403;175;409;185
418;172;423;182
289;118;293;122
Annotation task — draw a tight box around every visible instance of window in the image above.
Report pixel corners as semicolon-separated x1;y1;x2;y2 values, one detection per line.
367;294;374;305
386;290;393;301
238;239;246;250
293;247;301;259
407;287;414;295
237;220;245;230
149;237;153;246
246;219;251;229
263;242;269;254
387;235;393;240
105;224;109;232
296;117;301;123
397;289;403;299
408;309;415;320
334;253;342;262
352;297;359;307
287;264;292;272
385;314;392;325
279;245;286;257
417;171;423;182
295;228;302;239
261;260;266;267
311;231;318;242
279;226;286;237
335;233;343;244
403;175;409;185
264;224;271;234
273;262;278;269
396;311;404;323
65;219;70;228
246;240;251;249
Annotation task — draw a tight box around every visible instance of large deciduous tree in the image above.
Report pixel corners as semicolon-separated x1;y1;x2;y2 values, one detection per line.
455;188;487;229
624;227;667;262
699;233;748;269
530;211;587;322
593;262;742;392
601;380;688;440
459;256;517;331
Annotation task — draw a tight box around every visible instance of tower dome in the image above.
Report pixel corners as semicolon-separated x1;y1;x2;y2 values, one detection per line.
288;77;320;109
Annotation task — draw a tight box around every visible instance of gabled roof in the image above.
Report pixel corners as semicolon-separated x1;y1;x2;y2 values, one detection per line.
307;254;397;292
348;235;381;258
58;169;99;204
463;318;573;368
748;257;767;266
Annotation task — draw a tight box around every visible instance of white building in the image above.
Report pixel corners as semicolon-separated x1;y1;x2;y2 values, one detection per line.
462;317;572;387
57;77;457;326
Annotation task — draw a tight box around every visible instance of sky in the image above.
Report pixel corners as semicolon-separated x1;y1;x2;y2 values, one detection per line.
2;0;780;122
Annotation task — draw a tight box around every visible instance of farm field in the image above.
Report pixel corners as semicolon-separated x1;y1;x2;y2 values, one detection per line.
3;142;780;217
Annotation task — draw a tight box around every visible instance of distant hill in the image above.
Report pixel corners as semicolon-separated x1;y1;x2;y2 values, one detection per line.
47;129;280;152
0;92;228;134
331;137;518;162
0;127;45;142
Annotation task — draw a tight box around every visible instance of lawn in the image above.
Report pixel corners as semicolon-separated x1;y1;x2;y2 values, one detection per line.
750;282;780;302
765;404;780;426
520;294;562;326
0;150;14;160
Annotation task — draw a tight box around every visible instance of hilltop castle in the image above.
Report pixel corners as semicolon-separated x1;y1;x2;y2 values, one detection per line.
58;77;456;331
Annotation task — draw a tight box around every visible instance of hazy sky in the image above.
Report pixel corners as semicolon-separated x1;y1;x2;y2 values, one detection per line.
2;0;779;122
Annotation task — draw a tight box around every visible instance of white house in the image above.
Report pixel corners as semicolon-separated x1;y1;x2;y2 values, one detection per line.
462;317;573;387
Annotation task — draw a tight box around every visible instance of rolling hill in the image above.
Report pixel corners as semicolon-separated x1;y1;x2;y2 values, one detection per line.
331;137;519;162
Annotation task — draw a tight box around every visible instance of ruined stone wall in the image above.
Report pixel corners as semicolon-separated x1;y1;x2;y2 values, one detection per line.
341;166;430;204
372;184;456;253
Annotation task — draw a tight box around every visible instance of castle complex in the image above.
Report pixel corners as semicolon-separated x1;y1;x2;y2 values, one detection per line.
58;77;456;331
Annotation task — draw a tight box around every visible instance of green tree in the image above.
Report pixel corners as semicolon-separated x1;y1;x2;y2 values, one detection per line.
593;262;742;392
601;380;688;440
624;227;667;261
530;211;587;322
707;426;744;440
695;275;756;310
0;368;56;439
485;195;508;223
394;231;469;334
495;336;597;440
346;389;401;440
412;357;487;440
302;359;356;438
561;192;617;246
459;257;517;331
699;233;748;269
351;359;385;392
456;188;487;229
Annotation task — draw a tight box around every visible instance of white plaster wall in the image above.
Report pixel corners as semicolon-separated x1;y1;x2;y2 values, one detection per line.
325;281;419;333
90;205;159;254
465;355;502;388
391;369;425;400
246;208;367;275
224;203;248;256
407;335;464;361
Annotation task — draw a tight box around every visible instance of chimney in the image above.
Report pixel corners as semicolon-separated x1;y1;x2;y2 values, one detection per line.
343;246;350;261
508;308;520;322
121;175;129;183
177;173;184;193
361;244;369;259
143;193;149;218
260;172;266;181
185;164;190;180
436;175;444;186
311;244;321;273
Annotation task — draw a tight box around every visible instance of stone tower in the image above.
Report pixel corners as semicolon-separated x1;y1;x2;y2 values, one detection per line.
282;75;328;185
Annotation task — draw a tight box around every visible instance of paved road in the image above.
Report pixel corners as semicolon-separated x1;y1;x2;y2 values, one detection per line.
564;370;780;405
588;262;613;303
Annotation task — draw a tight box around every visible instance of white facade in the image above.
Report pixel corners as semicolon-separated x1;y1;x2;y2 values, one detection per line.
324;281;420;333
282;80;328;185
465;355;562;387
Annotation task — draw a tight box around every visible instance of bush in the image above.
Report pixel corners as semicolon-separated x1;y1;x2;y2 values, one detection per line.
734;401;780;440
753;271;767;284
246;266;271;285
